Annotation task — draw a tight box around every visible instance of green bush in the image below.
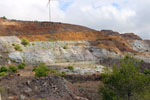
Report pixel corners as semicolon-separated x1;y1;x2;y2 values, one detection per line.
10;59;16;63
0;72;7;76
50;69;57;74
67;66;74;70
12;43;23;51
99;55;150;100
17;63;26;69
12;43;16;46
144;69;150;75
32;43;35;45
9;65;18;73
61;71;66;75
0;66;8;72
34;63;50;77
109;38;113;41
63;46;67;49
21;38;30;46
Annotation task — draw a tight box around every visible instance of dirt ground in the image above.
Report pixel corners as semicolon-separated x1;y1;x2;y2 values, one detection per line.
0;66;102;100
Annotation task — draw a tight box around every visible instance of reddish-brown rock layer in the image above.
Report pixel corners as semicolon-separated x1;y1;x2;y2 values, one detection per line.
0;18;139;53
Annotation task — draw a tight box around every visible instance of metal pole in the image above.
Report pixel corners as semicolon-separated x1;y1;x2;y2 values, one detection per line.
49;0;51;21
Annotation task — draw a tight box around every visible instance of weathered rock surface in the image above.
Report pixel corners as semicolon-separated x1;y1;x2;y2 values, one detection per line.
0;36;21;52
121;33;142;40
1;75;88;100
129;40;150;52
8;38;120;65
0;36;149;66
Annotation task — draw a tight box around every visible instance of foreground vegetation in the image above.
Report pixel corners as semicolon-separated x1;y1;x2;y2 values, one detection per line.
33;63;66;77
0;63;26;76
99;55;150;100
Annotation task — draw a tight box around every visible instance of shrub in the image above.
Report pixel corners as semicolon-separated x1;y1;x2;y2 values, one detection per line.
99;55;150;100
13;43;23;51
50;69;57;74
144;69;150;75
17;63;26;69
54;72;63;76
9;65;18;73
21;38;30;46
0;66;8;72
32;43;35;45
42;47;46;49
109;38;113;41
67;66;74;70
63;46;67;49
10;59;16;63
12;43;16;46
140;59;144;63
61;71;66;75
0;72;7;76
34;63;50;77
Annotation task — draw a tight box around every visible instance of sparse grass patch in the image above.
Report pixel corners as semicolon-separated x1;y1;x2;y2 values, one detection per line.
49;40;55;42
33;63;65;77
42;47;46;49
4;45;7;48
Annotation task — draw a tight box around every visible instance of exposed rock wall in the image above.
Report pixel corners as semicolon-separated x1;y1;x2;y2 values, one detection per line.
8;39;120;65
0;36;149;65
128;40;150;52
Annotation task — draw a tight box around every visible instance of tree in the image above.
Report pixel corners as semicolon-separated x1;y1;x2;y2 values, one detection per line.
99;55;150;100
1;16;7;20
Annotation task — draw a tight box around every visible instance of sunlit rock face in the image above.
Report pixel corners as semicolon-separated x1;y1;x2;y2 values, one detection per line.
0;36;149;65
8;39;120;65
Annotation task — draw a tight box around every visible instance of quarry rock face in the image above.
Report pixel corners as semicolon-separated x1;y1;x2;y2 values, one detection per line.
8;39;120;65
0;36;21;52
0;36;146;65
129;40;150;52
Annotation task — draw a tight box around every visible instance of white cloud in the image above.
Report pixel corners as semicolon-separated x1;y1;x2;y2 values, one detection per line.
0;0;150;39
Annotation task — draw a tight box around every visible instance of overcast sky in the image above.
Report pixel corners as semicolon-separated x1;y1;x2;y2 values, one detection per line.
0;0;150;39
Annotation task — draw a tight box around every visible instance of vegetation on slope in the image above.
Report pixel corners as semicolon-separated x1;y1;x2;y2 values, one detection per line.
99;55;150;100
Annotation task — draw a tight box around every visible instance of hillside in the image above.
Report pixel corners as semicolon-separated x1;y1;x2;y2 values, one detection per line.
0;18;145;54
0;18;150;100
